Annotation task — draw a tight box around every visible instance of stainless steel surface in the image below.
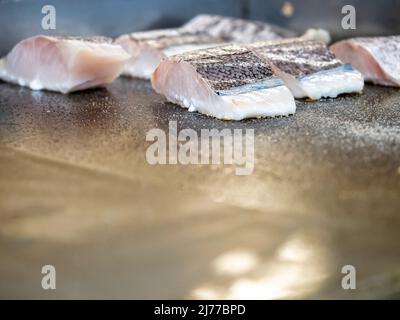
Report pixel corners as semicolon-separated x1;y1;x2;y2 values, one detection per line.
0;79;399;299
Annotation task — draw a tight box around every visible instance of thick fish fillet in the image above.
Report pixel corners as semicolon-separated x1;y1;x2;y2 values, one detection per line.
330;36;400;87
151;44;296;120
251;39;364;99
0;35;131;93
116;14;328;79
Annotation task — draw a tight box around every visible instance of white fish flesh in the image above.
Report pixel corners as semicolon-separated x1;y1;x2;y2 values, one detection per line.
0;35;131;93
330;36;400;87
151;44;296;120
251;39;364;99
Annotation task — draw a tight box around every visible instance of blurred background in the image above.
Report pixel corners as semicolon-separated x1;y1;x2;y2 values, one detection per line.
1;0;400;55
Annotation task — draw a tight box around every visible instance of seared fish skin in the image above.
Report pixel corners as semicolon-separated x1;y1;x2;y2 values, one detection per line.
116;14;312;79
330;36;400;87
151;44;296;120
0;35;131;93
251;39;364;99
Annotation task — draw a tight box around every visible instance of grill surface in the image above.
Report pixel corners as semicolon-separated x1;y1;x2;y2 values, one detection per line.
0;78;399;299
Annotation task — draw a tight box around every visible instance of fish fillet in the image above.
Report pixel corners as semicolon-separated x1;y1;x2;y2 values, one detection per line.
0;35;131;93
115;28;220;79
182;14;296;42
116;14;329;79
251;39;364;99
151;44;296;120
330;36;400;87
185;14;330;44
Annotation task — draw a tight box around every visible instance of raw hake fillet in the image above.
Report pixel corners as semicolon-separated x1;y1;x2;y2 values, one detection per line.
151;44;296;120
0;35;131;93
251;39;364;99
330;36;400;87
115;28;220;79
116;14;323;79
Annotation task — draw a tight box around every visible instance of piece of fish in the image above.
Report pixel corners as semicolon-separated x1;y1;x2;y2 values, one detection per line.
330;36;400;87
115;28;220;79
151;44;296;120
251;39;364;100
184;14;330;44
0;35;131;93
116;14;329;79
182;14;297;42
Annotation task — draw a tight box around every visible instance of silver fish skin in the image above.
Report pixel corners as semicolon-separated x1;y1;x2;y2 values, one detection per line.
182;14;297;42
250;39;342;77
0;35;130;93
330;35;400;87
183;15;330;44
250;39;364;99
151;44;296;120
119;28;219;50
179;44;282;94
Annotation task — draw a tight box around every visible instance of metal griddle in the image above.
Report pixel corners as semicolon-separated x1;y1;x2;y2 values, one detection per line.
0;78;399;299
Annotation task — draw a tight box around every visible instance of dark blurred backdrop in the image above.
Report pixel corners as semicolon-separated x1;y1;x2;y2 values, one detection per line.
0;0;399;55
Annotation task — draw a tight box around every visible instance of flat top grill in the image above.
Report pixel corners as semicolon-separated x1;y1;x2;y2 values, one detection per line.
0;78;399;299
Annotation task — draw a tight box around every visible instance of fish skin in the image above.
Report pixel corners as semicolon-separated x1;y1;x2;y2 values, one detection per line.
330;35;400;86
0;35;131;93
177;44;278;93
182;14;297;42
55;35;114;44
250;39;342;77
123;28;220;50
